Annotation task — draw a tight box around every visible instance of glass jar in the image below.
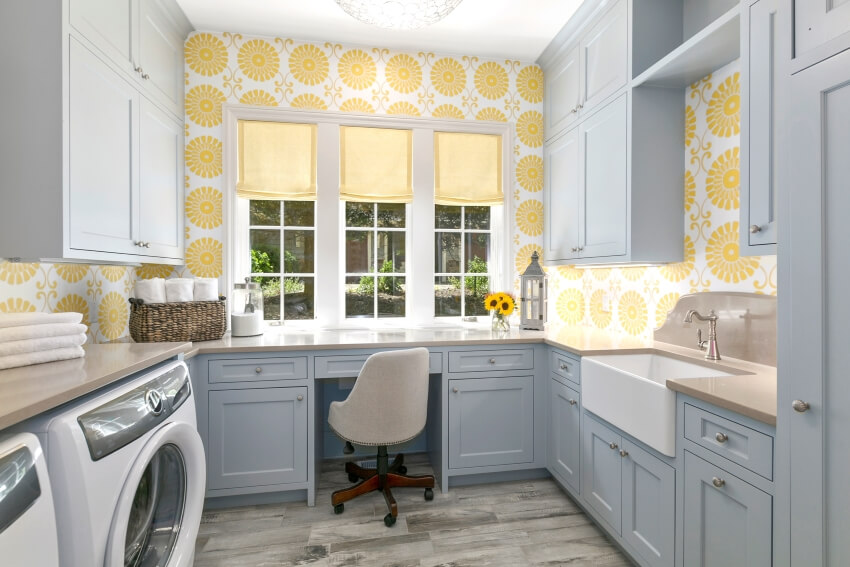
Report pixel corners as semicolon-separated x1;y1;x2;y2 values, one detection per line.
231;278;263;337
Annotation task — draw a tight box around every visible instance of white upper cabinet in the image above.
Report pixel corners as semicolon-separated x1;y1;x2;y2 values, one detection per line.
545;46;581;139
68;0;134;75
579;0;628;114
138;0;185;117
794;0;850;64
544;127;581;261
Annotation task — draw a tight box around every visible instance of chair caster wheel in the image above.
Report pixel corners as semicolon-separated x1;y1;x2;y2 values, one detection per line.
384;513;396;527
334;503;344;515
398;465;407;474
348;473;359;483
424;488;434;501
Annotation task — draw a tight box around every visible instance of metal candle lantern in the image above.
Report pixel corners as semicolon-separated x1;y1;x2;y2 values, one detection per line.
520;251;547;330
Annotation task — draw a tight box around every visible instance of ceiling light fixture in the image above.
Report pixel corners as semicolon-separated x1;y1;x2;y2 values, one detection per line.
334;0;463;30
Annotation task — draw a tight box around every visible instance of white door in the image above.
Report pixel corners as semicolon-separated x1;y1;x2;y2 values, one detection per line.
579;0;628;114
781;47;850;566
544;127;580;261
138;0;185;118
138;97;183;260
794;0;850;57
105;421;206;567
545;45;581;139
68;37;139;255
578;94;628;259
68;0;135;76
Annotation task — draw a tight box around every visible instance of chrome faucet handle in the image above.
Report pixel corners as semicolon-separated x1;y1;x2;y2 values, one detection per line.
687;309;721;361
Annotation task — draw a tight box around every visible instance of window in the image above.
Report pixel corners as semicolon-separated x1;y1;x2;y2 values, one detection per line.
344;202;407;318
248;200;315;322
434;205;492;317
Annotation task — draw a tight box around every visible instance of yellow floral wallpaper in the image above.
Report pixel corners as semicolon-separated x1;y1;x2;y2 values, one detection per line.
547;60;777;338
180;31;545;293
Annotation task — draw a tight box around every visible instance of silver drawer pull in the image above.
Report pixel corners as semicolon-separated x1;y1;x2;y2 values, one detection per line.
792;400;810;413
255;367;263;374
750;224;762;234
619;449;628;458
489;358;496;364
559;363;569;370
609;442;618;450
712;477;726;488
452;387;459;393
296;395;303;401
568;399;577;406
715;432;728;443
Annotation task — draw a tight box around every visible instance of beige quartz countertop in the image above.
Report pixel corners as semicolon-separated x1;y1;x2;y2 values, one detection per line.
0;342;191;431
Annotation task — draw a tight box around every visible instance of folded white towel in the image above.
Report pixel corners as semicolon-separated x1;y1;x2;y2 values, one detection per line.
0;323;88;343
0;333;87;357
0;346;85;370
134;278;166;304
165;278;194;303
0;312;82;329
193;278;219;301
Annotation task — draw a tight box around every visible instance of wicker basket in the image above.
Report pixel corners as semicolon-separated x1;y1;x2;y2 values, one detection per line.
129;296;227;342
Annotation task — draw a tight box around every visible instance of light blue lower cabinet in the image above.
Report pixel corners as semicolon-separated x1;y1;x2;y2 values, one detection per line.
622;440;676;567
683;451;772;566
207;387;308;490
549;376;581;493
582;414;623;533
448;375;534;469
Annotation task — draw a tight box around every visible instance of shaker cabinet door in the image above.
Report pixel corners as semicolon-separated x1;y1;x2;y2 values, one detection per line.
549;378;581;493
69;0;135;75
544;127;581;261
582;414;622;533
138;0;185;117
545;45;581;138
579;0;628;114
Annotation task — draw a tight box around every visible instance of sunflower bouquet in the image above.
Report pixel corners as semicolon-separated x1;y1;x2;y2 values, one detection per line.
484;292;515;332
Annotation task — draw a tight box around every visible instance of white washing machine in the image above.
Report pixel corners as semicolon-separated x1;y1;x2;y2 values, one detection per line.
22;360;205;567
0;432;59;566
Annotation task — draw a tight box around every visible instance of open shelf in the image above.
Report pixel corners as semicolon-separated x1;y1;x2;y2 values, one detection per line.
632;5;740;89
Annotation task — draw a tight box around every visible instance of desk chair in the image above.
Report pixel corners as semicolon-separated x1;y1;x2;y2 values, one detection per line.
328;347;436;526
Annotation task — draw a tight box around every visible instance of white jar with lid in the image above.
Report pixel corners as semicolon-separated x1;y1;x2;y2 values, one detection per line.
231;278;263;337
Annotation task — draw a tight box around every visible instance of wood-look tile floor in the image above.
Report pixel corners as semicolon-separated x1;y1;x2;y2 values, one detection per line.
194;455;633;566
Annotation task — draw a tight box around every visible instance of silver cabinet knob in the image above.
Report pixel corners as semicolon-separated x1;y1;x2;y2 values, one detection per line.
570;247;578;253
143;242;151;248
715;432;728;443
559;363;569;370
619;449;628;457
568;399;577;406
452;387;459;393
792;399;810;413
609;442;618;450
489;358;496;364
578;246;584;252
570;107;578;114
255;367;263;374
296;395;303;401
712;477;726;488
576;104;583;110
141;72;150;80
134;241;143;247
750;224;762;234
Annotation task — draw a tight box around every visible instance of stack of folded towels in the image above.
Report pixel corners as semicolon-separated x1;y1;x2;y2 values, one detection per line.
0;312;88;370
134;277;219;304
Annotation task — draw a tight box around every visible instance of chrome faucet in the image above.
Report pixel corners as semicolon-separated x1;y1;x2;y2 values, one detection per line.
684;309;721;361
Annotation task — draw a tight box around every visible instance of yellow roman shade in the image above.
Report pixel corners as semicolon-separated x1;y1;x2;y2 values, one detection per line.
237;120;317;201
434;132;503;206
339;126;413;203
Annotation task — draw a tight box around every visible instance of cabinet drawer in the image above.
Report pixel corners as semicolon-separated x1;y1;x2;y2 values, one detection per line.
550;350;580;384
448;349;533;373
684;404;774;480
209;357;308;384
315;352;442;379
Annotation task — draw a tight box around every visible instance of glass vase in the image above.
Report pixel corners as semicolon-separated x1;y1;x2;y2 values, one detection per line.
491;312;510;332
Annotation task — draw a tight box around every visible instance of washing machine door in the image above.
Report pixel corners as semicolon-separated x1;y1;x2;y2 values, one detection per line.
104;422;205;567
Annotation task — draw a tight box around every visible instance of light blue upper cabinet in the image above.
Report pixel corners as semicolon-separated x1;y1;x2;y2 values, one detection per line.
543;127;581;261
579;0;628;115
545;45;581;139
740;0;784;254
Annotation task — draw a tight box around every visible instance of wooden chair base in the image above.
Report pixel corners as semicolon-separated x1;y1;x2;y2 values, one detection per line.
331;450;435;525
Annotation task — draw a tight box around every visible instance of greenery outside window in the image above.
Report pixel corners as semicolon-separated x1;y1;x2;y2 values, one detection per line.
434;205;492;317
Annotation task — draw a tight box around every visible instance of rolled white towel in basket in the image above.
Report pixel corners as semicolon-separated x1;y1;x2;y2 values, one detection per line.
0;333;87;357
134;278;166;304
0;346;85;371
0;312;82;329
193;278;219;301
0;323;88;343
165;278;194;303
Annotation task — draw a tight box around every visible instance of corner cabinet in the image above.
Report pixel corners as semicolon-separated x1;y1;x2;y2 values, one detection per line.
0;0;191;264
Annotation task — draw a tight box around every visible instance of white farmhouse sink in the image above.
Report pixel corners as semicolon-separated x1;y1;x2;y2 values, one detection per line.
581;353;734;457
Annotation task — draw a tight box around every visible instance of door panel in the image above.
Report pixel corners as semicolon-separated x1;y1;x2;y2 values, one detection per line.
207;387;308;490
683;452;772;566
582;414;622;533
139;0;184;116
68;38;139;255
545;45;581;137
580;0;628;113
622;441;675;567
579;94;628;259
69;0;134;74
794;0;850;57
448;376;534;469
549;379;581;493
138;97;183;259
544;127;580;261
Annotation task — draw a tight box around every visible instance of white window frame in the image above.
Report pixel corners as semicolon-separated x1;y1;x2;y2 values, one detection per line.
222;105;513;328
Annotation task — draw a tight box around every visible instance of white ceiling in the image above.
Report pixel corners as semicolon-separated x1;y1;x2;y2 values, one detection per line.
175;0;584;61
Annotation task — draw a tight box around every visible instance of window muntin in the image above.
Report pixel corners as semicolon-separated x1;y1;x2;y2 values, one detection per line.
248;200;315;322
434;205;492;317
344;202;407;319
